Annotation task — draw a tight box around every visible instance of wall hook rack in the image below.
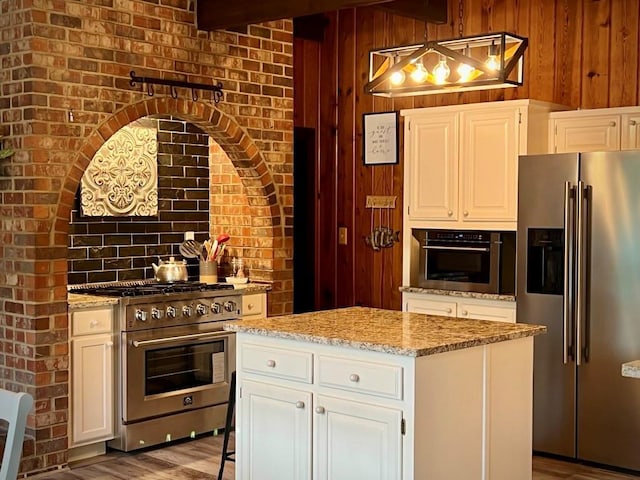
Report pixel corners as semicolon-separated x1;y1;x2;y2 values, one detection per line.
130;71;224;104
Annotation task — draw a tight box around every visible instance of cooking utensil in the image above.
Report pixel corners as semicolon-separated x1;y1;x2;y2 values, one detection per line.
151;256;188;282
216;233;230;244
179;239;203;260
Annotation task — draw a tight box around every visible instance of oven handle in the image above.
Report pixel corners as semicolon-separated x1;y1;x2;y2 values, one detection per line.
131;330;231;348
422;245;490;252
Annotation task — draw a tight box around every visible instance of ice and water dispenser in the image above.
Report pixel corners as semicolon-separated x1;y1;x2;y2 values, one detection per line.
526;228;564;295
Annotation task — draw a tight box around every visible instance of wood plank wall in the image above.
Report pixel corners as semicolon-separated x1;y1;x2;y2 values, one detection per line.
294;0;640;311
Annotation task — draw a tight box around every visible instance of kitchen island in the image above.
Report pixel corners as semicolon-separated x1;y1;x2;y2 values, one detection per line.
224;307;545;480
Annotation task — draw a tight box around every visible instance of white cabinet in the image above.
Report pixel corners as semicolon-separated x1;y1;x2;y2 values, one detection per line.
550;107;640;153
235;331;534;480
315;395;402;480
403;292;516;323
239;380;312;480
69;306;114;448
403;100;564;230
237;337;404;480
242;292;267;319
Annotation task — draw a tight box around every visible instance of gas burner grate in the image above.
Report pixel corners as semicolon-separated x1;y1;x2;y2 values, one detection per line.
71;281;234;297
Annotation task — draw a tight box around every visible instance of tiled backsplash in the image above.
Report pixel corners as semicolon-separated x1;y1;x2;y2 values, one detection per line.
68;116;209;284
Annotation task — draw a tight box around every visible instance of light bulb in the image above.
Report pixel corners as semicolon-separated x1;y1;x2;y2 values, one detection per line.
432;57;450;85
457;62;474;82
410;60;428;83
390;68;406;86
486;42;500;71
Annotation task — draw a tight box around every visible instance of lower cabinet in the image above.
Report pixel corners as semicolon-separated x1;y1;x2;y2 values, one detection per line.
239;380;312;480
314;395;402;480
236;333;533;480
70;306;114;449
403;292;516;323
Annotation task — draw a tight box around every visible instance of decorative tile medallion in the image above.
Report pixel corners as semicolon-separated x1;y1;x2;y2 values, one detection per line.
81;125;158;216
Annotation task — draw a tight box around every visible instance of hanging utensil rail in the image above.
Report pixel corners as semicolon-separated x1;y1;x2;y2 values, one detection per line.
130;71;224;104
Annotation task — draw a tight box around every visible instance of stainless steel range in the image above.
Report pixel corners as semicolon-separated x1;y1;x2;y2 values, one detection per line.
71;281;240;452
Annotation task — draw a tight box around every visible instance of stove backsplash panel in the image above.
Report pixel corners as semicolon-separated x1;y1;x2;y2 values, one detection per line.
68;117;209;285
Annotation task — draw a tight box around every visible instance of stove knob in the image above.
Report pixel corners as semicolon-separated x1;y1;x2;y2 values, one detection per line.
211;302;222;314
224;300;237;313
151;307;163;320
166;306;177;318
183;305;193;317
196;304;208;316
135;309;148;322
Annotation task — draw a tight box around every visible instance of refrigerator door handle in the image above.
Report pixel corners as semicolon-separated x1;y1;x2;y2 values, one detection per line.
576;180;586;366
563;181;574;364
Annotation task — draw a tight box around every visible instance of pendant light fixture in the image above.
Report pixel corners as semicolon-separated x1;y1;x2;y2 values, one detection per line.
365;0;527;98
365;31;527;97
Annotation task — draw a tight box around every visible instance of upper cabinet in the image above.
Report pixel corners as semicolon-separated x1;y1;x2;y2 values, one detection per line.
402;100;567;231
550;107;640;153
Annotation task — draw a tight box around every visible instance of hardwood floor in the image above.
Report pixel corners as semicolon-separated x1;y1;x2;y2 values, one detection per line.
28;433;640;479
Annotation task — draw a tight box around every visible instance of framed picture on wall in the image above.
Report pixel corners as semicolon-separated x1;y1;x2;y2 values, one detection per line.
363;111;398;166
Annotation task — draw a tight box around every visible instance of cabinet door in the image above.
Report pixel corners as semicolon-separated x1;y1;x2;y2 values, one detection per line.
404;296;456;317
239;380;312;480
314;395;402;480
71;334;113;445
460;108;519;222
458;301;516;323
621;113;640;150
405;113;458;221
553;115;620;153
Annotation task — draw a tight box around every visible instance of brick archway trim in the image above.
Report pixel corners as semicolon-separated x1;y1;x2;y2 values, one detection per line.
56;97;283;244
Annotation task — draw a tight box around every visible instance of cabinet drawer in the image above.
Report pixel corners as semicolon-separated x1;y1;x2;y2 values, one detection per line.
458;302;516;323
241;343;313;383
317;355;403;400
71;308;112;336
405;297;456;317
242;293;266;319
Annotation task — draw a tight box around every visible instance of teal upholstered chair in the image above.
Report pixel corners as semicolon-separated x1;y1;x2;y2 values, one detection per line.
0;389;33;480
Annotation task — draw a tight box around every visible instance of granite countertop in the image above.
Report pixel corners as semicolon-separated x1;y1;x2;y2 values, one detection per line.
223;306;545;357
399;286;516;302
67;293;119;310
621;361;640;379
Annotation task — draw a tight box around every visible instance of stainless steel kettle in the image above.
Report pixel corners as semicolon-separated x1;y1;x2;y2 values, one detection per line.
151;256;188;282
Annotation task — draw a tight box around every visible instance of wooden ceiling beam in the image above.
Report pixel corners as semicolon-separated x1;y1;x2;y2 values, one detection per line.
196;0;393;31
196;0;447;31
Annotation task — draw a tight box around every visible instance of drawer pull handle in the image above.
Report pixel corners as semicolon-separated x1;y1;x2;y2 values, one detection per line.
461;310;468;316
266;359;276;368
90;320;99;327
446;308;452;314
630;120;637;126
247;303;254;310
295;401;305;409
106;341;113;347
463;210;469;217
315;406;325;414
447;210;453;216
349;374;360;383
609;121;617;127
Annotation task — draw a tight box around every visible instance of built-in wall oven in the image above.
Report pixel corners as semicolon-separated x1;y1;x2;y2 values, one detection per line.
71;282;241;452
412;229;516;294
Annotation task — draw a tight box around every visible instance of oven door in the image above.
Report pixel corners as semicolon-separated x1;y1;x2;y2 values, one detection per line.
122;322;235;423
419;234;501;293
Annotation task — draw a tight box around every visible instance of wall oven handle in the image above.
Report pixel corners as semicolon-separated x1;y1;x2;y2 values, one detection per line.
422;245;490;252
131;330;230;347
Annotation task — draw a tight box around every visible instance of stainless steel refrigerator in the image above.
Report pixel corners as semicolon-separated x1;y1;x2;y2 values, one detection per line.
517;151;640;471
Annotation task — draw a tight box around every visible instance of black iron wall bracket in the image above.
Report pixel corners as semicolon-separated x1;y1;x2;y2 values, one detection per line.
129;71;224;104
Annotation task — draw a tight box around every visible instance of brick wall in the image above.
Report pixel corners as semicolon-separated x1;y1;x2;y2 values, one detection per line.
0;0;293;474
